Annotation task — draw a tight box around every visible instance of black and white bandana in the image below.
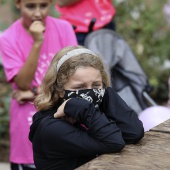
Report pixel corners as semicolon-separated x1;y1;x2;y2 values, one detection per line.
63;89;105;108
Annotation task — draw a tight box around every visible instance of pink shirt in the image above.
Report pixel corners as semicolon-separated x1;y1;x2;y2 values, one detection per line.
0;16;77;164
55;0;116;32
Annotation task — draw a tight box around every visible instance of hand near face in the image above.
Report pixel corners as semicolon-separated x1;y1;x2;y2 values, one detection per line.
54;99;70;118
29;21;45;45
54;99;76;124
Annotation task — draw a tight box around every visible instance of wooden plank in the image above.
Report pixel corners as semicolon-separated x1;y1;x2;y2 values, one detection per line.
150;119;170;133
76;131;170;170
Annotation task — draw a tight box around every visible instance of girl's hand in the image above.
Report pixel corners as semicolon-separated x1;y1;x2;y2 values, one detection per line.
54;99;76;124
54;99;70;118
12;90;35;104
29;21;45;45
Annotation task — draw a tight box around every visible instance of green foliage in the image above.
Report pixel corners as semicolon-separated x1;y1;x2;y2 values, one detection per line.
0;0;8;4
113;0;170;102
50;2;60;18
0;67;11;140
0;95;10;139
153;68;170;101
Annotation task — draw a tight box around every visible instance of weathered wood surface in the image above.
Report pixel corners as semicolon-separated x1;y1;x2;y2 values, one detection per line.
76;123;170;170
150;119;170;133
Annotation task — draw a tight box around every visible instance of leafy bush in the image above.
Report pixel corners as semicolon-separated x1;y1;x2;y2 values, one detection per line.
113;0;170;103
0;66;11;141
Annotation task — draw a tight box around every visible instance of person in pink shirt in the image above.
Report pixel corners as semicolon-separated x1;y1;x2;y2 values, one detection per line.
55;0;116;45
0;0;77;169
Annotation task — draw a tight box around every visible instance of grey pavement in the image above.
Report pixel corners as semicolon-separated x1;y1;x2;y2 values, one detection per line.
0;162;10;170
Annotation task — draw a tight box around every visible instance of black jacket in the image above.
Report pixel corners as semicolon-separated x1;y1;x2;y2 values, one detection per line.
29;87;144;170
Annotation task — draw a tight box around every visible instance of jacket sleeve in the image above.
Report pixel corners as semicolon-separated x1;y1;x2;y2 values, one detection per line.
99;87;144;144
41;98;125;158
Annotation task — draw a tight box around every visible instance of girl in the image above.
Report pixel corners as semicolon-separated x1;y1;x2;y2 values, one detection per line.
0;0;77;169
29;45;144;170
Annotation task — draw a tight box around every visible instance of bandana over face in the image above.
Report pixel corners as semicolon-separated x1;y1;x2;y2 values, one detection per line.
63;89;105;108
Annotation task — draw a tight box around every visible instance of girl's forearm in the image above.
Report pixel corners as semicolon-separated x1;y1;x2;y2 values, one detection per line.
14;43;42;90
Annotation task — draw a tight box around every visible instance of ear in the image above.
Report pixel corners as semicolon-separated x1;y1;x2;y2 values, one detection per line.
15;0;21;9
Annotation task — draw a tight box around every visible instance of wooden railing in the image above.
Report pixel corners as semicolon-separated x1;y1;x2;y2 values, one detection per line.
76;119;170;170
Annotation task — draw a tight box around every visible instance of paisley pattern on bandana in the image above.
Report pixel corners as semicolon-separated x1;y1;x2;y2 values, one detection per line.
64;89;105;108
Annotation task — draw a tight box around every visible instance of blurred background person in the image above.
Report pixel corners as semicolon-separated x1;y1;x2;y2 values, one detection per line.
55;0;116;45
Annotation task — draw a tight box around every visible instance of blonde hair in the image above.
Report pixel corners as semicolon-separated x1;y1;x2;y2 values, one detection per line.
34;45;110;111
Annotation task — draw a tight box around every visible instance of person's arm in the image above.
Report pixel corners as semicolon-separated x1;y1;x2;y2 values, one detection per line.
100;87;144;144
12;86;41;104
41;98;125;157
12;90;35;104
14;21;45;90
55;0;81;7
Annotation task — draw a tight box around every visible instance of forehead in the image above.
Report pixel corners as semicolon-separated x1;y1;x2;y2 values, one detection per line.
71;67;102;80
